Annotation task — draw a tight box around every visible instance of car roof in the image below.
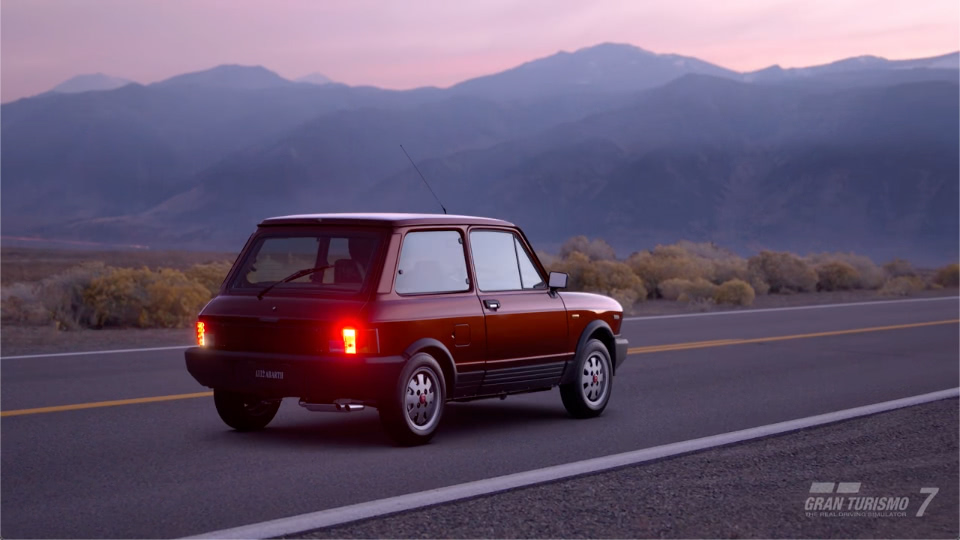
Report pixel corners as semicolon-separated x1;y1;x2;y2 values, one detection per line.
259;213;515;228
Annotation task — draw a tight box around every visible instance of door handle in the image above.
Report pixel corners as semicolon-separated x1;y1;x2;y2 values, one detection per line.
483;299;500;310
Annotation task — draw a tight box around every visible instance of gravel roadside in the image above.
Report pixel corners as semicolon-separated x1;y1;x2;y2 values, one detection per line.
292;398;959;539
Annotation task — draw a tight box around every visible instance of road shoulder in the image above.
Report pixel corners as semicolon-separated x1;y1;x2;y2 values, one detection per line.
292;398;959;539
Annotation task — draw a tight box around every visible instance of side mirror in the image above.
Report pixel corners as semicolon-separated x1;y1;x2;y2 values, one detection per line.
548;272;568;290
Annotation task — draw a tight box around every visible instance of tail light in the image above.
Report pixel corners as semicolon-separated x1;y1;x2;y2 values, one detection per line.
342;327;357;355
196;321;206;346
331;326;377;355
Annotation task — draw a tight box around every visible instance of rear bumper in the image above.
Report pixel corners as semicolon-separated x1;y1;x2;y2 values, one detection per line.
614;336;628;372
184;347;404;403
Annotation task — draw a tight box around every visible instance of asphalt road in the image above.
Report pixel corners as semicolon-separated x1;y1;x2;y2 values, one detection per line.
1;298;957;539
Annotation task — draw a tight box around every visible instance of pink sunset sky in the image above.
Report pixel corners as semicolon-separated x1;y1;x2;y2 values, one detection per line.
2;0;958;101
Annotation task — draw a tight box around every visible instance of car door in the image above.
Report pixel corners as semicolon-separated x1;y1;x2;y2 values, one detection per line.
374;228;488;398
468;228;569;393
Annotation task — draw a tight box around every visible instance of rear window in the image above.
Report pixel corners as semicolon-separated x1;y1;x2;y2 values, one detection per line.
229;229;383;295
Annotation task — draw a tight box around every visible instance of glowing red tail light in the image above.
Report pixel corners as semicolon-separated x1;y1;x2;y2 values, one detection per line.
196;321;205;346
342;327;357;354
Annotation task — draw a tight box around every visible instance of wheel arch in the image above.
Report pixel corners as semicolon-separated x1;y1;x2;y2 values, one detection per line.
403;338;457;393
562;320;617;384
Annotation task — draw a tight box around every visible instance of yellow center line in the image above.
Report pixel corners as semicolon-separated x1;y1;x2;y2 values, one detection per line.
628;319;959;355
2;319;957;418
0;391;213;417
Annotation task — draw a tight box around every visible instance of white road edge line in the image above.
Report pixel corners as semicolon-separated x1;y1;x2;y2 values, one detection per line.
185;387;960;540
623;295;958;321
4;296;956;360
0;345;191;360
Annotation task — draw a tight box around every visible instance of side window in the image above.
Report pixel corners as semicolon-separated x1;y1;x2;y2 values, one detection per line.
395;231;469;294
515;236;546;289
470;230;546;292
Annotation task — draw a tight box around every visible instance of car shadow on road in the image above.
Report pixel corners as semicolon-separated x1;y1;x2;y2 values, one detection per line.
205;398;572;449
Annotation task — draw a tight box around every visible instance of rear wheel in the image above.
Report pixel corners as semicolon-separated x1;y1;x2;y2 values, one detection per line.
560;339;612;418
379;353;446;446
214;389;281;431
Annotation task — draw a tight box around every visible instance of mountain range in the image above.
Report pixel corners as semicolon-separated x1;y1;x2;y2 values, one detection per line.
2;43;958;264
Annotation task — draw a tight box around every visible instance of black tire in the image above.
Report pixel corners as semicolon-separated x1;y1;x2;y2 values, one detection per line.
213;389;281;431
560;339;613;418
379;352;446;446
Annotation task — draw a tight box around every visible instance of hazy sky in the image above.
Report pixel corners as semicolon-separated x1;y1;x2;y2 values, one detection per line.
2;0;958;101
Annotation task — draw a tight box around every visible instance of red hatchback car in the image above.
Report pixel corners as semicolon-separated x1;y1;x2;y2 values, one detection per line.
186;213;628;444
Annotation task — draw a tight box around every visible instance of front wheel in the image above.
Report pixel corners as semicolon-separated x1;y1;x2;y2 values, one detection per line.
379;353;446;446
560;339;612;418
213;389;281;431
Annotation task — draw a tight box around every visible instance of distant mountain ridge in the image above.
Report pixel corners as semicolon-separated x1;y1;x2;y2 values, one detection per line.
152;64;295;90
449;42;740;98
744;51;960;82
2;43;958;264
49;73;133;94
297;73;334;86
28;44;959;100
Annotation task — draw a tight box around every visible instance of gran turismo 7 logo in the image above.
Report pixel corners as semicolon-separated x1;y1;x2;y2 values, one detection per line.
804;482;939;518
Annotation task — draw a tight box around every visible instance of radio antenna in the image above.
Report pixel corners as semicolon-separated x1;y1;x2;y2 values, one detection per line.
400;144;447;214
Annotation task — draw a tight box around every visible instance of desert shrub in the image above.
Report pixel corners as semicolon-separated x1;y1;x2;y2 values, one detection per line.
142;269;212;327
185;261;233;296
805;252;884;289
677;278;718;303
559;236;616;260
748;275;770;296
536;250;560;269
84;267;209;328
659;278;691;301
933;263;959;288
815;262;861;291
659;277;717;303
627;247;710;296
747;251;817;293
878;276;926;296
883;258;916;278
626;242;749;297
549;252;646;311
34;262;109;329
714;279;756;306
0;283;50;325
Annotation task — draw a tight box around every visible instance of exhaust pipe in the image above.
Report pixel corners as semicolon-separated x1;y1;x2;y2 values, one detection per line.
299;399;365;412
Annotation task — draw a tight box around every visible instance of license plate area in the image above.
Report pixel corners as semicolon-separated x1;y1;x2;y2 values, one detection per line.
247;362;290;382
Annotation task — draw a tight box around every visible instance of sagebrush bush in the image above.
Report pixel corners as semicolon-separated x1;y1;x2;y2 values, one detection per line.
878;276;926;296
748;275;770;296
559;236;616;261
627;247;711;296
185;261;233;296
36;262;109;329
143;269;212;327
747;251;817;293
815;262;860;291
883;258;916;278
84;267;209;328
714;279;756;306
934;263;959;288
626;241;749;297
0;283;49;325
659;277;717;303
805;252;884;289
549;252;646;311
